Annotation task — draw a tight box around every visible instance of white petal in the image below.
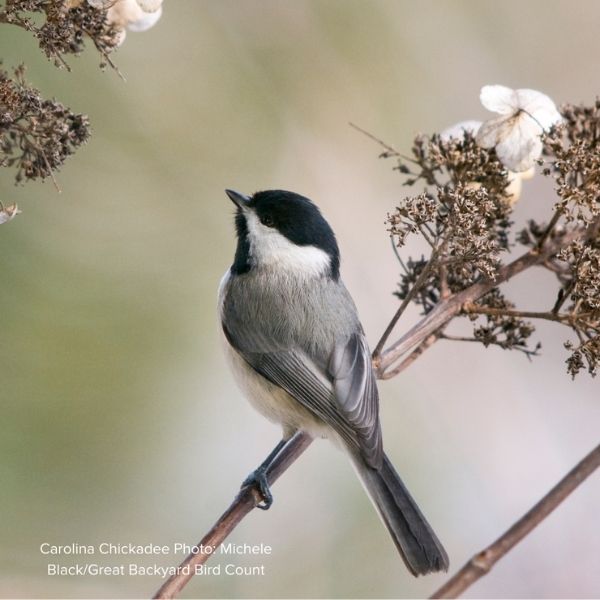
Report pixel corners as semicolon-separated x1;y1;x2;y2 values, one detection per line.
476;115;514;148
107;0;144;29
480;85;519;115
494;117;543;172
128;5;162;31
114;28;127;46
86;0;111;7
505;168;534;205
0;204;21;224
505;171;523;205
136;0;163;11
519;166;536;181
514;88;562;130
440;120;482;141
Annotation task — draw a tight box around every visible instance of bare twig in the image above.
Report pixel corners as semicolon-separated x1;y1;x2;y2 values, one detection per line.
535;209;563;251
349;121;420;166
462;304;581;326
153;432;313;599
376;227;585;378
462;304;600;336
430;442;600;599
438;334;541;358
380;330;443;379
373;249;439;362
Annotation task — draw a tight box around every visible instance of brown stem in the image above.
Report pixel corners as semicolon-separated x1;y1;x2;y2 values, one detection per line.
430;442;600;599
349;121;417;164
463;305;599;335
462;305;577;325
153;432;313;599
373;249;439;361
535;209;563;251
380;331;442;379
376;227;584;377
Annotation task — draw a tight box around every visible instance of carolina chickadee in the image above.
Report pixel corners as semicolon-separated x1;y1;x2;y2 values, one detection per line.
218;189;448;576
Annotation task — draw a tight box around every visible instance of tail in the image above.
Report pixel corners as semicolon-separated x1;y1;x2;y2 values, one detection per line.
352;451;449;576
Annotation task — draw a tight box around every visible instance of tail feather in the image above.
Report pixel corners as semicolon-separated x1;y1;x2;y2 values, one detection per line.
352;452;449;576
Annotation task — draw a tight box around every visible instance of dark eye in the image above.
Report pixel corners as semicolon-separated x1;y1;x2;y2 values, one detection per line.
260;215;275;227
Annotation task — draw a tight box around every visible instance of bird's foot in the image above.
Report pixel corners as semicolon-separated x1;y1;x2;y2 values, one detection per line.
242;467;273;510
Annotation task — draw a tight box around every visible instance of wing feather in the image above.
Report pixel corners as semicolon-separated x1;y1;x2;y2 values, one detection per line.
223;316;382;467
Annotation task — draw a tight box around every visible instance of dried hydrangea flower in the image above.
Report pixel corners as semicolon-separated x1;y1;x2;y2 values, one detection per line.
440;120;482;142
0;64;91;184
107;0;163;33
441;119;535;204
136;0;163;11
476;85;563;172
0;203;21;224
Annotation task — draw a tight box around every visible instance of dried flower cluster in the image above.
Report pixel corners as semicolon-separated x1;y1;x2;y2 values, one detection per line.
0;63;90;183
0;1;163;68
544;101;600;224
0;0;163;219
388;132;513;284
0;0;120;69
382;90;600;377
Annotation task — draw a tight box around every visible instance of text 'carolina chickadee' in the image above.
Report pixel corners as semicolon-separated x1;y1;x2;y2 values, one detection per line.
218;189;448;576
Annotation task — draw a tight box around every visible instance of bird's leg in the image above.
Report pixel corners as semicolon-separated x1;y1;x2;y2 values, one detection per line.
242;437;290;510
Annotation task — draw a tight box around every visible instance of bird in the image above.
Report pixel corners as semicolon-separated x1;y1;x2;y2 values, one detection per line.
218;188;449;576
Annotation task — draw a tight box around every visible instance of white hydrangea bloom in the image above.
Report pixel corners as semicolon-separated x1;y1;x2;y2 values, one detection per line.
136;0;163;11
0;204;21;225
505;167;535;206
127;6;162;32
476;85;562;172
440;120;482;142
107;0;163;33
86;0;111;8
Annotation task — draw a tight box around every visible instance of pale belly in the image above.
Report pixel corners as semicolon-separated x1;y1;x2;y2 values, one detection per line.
222;337;329;440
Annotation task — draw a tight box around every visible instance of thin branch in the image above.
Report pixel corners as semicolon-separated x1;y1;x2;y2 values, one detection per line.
463;304;600;335
349;122;417;163
438;334;541;359
372;249;438;361
376;227;585;377
153;432;313;599
380;330;443;379
462;304;577;325
430;442;600;599
418;223;437;248
534;209;563;251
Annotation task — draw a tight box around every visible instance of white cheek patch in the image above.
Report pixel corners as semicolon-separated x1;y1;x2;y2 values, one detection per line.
245;212;331;277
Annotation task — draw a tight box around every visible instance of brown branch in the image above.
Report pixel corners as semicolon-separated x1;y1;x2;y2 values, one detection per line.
438;334;541;358
462;305;579;325
349;121;408;160
153;432;313;599
463;305;600;335
380;330;443;379
373;249;439;362
376;227;585;378
535;209;563;251
430;442;600;599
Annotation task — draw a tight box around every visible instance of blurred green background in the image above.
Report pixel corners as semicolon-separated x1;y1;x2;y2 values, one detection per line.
1;1;599;598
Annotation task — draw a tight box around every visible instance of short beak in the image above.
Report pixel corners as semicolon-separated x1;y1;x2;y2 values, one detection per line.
225;189;251;210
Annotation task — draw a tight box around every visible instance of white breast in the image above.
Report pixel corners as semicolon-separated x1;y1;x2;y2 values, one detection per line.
244;212;331;277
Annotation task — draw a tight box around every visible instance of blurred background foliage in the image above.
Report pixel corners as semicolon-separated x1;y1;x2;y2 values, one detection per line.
1;1;599;598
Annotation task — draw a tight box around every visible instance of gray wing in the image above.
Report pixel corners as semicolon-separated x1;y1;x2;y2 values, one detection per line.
329;333;382;467
223;322;383;468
